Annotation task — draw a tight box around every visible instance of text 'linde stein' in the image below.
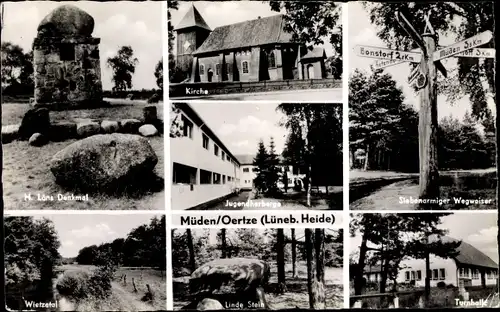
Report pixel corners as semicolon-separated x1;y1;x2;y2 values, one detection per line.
356;46;422;62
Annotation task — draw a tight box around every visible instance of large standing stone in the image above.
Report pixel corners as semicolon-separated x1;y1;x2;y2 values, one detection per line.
18;107;50;140
29;133;48;146
2;124;20;143
143;105;158;123
48;122;77;142
101;120;120;134
197;298;224;310
120;119;142;134
50;133;158;191
138;124;158;137
77;121;100;138
189;258;270;296
37;5;95;37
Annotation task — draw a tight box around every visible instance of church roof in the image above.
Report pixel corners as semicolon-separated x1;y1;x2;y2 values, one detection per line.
37;5;95;37
301;47;326;60
174;4;211;32
194;14;294;55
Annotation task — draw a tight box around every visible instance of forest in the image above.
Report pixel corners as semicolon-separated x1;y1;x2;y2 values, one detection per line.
172;228;343;310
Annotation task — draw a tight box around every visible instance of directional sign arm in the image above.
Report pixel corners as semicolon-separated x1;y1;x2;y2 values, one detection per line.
395;11;427;54
435;61;447;78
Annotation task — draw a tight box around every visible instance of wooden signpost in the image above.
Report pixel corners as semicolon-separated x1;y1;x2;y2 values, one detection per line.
355;12;495;207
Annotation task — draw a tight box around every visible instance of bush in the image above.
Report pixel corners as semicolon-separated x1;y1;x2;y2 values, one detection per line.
56;271;90;300
87;264;115;299
127;93;135;100
437;281;446;288
147;92;162;104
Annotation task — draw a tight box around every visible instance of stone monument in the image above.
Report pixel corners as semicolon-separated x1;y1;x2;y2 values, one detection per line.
33;5;103;107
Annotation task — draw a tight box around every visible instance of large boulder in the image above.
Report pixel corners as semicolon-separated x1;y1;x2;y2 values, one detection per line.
189;258;270;296
37;5;94;37
29;133;48;147
197;298;224;310
18;107;50;140
50;133;158;191
138;124;158;137
2;124;20;143
101;120;120;134
76;121;100;138
48;122;77;142
120;119;142;134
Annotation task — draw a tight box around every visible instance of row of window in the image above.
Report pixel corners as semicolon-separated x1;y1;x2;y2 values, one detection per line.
459;268;498;279
200;61;250;76
404;269;446;281
172;162;236;185
180;114;238;166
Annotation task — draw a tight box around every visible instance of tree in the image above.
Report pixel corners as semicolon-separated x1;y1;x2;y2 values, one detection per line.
314;229;326;309
106;45;138;91
266;137;281;195
291;229;297;278
253;140;269;194
154;59;163;90
282;168;289;193
186;229;196;273
276;229;286;293
170;103;183;138
1;42;33;91
167;0;185;83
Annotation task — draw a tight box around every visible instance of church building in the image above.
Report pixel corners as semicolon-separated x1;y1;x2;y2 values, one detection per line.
174;4;327;83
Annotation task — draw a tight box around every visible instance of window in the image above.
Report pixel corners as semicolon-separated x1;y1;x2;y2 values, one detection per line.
200;170;212;184
242;61;249;74
226;155;230;161
405;271;410;281
252;168;258;172
472;269;479;279
268;51;276;68
416;270;422;281
222;175;226;184
213;173;221;184
60;43;75;61
228;176;232;182
202;134;209;150
181;115;193;138
411;271;416;281
200;64;205;75
439;269;446;280
214;144;219;156
172;163;197;184
243;168;250;173
222;151;226;161
432;269;439;280
216;63;220;76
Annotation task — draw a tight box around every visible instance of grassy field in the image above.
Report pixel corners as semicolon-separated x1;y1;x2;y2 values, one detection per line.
55;264;166;311
2;101;164;210
173;261;343;310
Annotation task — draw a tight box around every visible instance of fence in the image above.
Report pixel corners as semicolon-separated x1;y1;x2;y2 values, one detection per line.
169;78;341;97
350;290;425;308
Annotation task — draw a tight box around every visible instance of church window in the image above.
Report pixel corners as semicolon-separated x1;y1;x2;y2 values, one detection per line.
200;64;205;75
242;61;249;74
216;63;220;76
60;43;75;61
268;51;276;68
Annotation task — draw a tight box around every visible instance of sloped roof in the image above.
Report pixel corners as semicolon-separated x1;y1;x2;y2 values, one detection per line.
194;14;294;55
235;154;286;165
301;47;326;60
429;235;498;270
174;4;211;32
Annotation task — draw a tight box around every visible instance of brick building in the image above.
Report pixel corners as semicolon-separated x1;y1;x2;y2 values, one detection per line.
174;4;327;83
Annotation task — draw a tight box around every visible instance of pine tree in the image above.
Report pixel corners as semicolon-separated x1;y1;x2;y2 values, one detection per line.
266;137;281;195
253;140;269;194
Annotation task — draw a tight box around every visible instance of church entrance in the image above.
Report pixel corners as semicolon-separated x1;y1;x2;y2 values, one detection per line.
307;64;314;79
207;69;213;82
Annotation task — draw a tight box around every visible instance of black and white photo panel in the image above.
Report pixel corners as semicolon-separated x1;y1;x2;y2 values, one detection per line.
349;212;499;309
171;228;344;310
348;1;496;210
167;1;343;101
170;102;343;210
1;1;164;210
4;214;167;311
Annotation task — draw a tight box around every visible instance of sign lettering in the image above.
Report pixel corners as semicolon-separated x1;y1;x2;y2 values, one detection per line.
454;48;495;59
433;31;493;61
356;45;422;62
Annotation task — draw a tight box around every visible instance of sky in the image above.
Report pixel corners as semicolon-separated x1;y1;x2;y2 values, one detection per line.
169;1;338;57
348;2;496;121
2;1;162;90
189;102;288;157
34;214;163;258
349;213;499;264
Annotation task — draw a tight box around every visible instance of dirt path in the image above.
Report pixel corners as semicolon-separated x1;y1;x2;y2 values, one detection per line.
110;281;153;311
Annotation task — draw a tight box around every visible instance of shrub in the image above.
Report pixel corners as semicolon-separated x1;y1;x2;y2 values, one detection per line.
87;263;116;299
127;93;135;100
147;92;162;104
437;281;446;288
56;271;90;300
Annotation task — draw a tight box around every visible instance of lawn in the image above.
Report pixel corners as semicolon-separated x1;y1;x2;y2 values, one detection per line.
173;261;343;310
2;100;164;210
55;265;166;311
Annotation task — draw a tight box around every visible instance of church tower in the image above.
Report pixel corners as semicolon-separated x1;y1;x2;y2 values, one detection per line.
174;4;211;78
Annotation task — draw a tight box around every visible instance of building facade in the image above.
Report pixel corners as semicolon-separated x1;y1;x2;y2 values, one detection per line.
174;4;328;83
364;237;498;288
33;5;103;107
171;103;241;210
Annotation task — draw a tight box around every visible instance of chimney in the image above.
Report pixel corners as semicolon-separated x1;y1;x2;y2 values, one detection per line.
258;16;261;19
